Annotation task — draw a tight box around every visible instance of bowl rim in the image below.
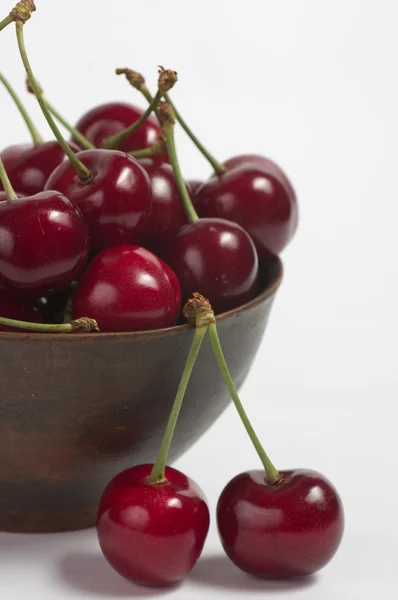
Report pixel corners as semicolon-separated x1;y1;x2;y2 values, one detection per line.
0;259;283;342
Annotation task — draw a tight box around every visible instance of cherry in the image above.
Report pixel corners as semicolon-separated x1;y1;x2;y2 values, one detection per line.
217;469;344;578
163;218;259;314
0;285;43;332
0;140;80;196
0;189;89;296
72;244;181;332
73;102;160;152
45;150;152;252
139;158;188;255
97;464;210;586
194;165;298;260
35;287;73;323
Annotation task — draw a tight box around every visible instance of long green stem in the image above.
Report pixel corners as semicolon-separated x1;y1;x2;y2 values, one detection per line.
163;121;199;223
45;100;95;149
208;322;281;484
0;73;43;145
0;157;18;201
164;93;227;176
104;91;162;149
0;14;14;32
148;326;208;484
15;22;92;181
0;316;99;333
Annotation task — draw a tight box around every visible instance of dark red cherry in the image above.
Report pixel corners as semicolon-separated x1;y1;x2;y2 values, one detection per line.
74;102;160;152
0;190;89;296
0;141;80;196
45;150;152;253
187;180;204;196
195;165;298;260
97;464;210;586
139;158;188;255
72;244;181;332
163;218;259;314
222;154;296;202
217;469;344;579
0;285;43;332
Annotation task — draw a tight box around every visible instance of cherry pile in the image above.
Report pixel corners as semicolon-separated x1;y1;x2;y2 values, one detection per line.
1;1;344;590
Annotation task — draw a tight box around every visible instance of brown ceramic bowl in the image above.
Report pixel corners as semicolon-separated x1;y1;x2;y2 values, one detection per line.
0;259;283;533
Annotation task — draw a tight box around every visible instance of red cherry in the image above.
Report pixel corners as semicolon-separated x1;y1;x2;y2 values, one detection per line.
0;285;43;332
0;141;80;196
45;150;152;253
163;218;259;314
74;102;160;152
217;469;344;578
139;158;188;255
222;154;297;203
35;287;72;323
72;244;181;332
97;464;210;586
195;165;298;260
0;190;89;296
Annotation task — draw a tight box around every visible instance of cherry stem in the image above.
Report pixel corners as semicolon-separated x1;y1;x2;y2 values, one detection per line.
148;325;208;484
162;119;200;223
0;14;14;32
0;72;43;145
15;22;92;182
0;316;99;333
45;99;96;150
104;91;162;149
164;93;227;176
208;322;282;485
129;140;167;160
0;157;18;201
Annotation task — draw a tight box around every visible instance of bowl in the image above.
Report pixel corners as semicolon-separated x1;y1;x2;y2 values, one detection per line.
0;259;283;533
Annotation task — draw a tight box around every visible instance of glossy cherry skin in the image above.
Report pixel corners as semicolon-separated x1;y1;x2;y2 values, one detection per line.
163;218;259;314
46;150;152;253
217;469;344;579
0;285;43;332
139;158;188;255
0;141;80;196
97;464;210;586
195;165;298;260
0;190;89;296
72;244;181;332
222;154;297;203
74;102;160;152
35;287;73;323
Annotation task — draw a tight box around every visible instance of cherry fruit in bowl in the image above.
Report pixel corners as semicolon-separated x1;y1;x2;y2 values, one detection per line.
195;164;298;260
73;102;160;152
72;244;181;332
0;140;81;196
0;187;89;296
217;469;344;578
164;218;259;315
46;149;152;252
139;158;188;255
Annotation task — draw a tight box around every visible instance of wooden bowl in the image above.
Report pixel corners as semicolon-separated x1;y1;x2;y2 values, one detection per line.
0;259;283;533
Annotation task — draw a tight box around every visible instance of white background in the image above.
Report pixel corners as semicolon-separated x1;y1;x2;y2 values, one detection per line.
1;0;397;598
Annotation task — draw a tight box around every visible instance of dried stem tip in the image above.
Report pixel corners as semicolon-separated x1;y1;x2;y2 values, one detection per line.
10;0;36;22
158;66;178;94
115;68;146;91
70;318;100;333
183;293;215;328
157;101;175;127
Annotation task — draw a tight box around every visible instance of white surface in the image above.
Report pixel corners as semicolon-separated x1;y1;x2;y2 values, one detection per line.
1;0;397;598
